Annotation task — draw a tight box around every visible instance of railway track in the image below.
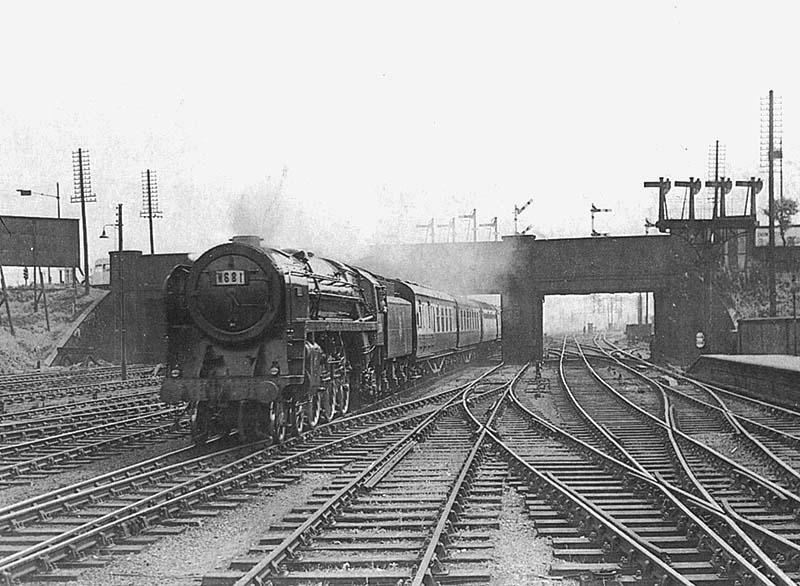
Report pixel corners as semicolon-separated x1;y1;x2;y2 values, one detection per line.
592;338;800;498
5;349;798;584
0;365;157;395
0;407;185;485
552;338;800;582
0;363;505;584
507;352;792;585
199;356;787;586
0;376;160;411
0;394;165;443
198;364;521;586
600;337;800;481
0;388;159;425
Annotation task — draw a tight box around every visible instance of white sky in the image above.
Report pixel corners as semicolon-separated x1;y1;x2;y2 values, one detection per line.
1;1;798;264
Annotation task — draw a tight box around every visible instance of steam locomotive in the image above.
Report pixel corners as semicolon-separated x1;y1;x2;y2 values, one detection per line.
160;235;501;443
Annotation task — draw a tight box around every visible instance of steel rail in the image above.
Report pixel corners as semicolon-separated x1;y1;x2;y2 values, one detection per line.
506;382;784;586
0;368;157;396
0;368;499;531
587;340;800;509
0;364;154;387
576;342;800;584
409;363;528;586
575;339;800;510
0;407;182;458
596;337;800;473
671;378;800;487
558;337;653;477
0;410;184;482
474;388;696;584
0;400;168;442
660;405;798;584
0;364;506;583
0;380;160;410
0;409;435;582
0;389;159;423
575;339;800;575
600;337;800;422
228;363;506;586
0;442;208;524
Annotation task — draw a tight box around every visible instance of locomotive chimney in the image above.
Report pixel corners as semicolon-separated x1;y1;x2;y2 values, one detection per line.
230;235;263;248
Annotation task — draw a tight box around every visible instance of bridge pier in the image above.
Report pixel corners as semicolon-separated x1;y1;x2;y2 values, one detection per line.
502;283;543;363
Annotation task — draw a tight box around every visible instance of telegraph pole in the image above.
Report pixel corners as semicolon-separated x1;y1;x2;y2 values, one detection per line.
760;91;782;316
117;204;127;380
140;169;162;254
78;150;89;295
72;148;96;295
768;90;776;316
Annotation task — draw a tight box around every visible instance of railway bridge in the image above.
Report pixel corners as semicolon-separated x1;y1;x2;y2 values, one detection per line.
360;234;734;365
51;235;732;368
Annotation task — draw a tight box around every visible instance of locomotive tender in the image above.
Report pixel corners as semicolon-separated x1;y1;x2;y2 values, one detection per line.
160;235;501;442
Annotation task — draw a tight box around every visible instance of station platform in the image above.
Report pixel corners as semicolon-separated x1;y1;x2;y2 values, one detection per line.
687;354;800;410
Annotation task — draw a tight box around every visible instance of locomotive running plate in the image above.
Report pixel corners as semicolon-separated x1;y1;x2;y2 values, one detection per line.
215;270;246;285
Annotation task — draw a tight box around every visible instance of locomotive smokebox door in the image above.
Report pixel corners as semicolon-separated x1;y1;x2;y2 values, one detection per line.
304;341;324;390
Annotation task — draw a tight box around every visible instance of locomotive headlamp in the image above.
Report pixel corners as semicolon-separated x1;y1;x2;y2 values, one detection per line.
269;362;280;376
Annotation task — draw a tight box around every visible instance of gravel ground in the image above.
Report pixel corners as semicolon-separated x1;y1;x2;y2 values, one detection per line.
0;434;191;508
25;473;332;586
691;431;777;478
515;362;569;427
489;484;576;586
399;364;496;402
